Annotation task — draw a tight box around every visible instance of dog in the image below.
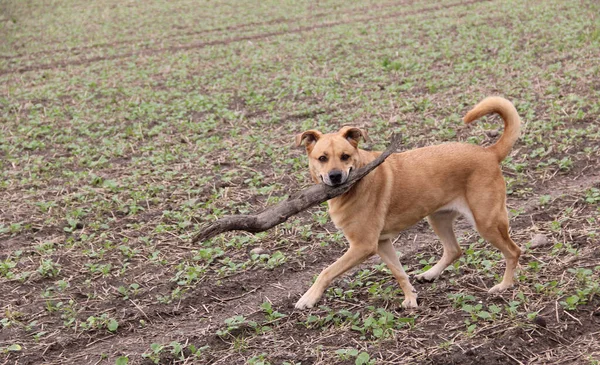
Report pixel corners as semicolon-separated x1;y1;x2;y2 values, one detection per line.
294;96;522;309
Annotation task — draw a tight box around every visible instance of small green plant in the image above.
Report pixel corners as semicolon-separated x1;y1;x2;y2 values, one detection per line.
266;251;287;269
0;258;17;279
417;256;437;273
248;353;271;365
193;247;225;263
461;303;501;322
35;242;56;255
560;295;581;310
335;348;376;365
37;259;61;278
504;301;522;317
352;307;414;340
539;194;552;205
328;286;356;301
559;268;600;310
80;314;119;332
86;262;112;277
260;301;287;321
140;340;205;363
336;348;360;361
168;341;185;361
118;245;138;260
448;292;477;308
117;283;140;299
527;260;544;273
32;331;47;342
584;187;600;204
188;344;210;358
142;343;164;364
382;57;402;71
216;315;257;338
0;344;22;354
172;263;207;286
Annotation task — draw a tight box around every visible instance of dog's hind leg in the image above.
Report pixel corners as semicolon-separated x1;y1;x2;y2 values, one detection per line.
476;214;521;293
468;182;521;293
415;210;462;282
377;239;418;308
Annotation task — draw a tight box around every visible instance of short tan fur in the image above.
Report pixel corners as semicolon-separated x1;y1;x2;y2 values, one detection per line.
295;97;522;309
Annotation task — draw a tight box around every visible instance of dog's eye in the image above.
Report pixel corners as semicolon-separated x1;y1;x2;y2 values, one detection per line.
318;156;328;162
341;154;350;161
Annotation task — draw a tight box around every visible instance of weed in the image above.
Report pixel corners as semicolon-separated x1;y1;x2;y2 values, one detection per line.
260;301;287;321
216;315;258;338
0;344;22;354
80;314;119;333
117;283;140;300
37;259;61;278
585;188;600;204
0;258;17;279
142;343;165;364
560;268;600;310
336;348;376;365
248;353;271;365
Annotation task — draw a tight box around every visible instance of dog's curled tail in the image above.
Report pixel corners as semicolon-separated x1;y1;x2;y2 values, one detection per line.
463;96;521;163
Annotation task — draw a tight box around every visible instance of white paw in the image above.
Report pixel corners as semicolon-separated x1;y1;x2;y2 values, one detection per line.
488;282;513;294
402;294;418;309
295;290;320;309
414;270;439;282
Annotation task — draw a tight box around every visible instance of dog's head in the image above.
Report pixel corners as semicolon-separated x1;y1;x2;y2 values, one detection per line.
295;126;370;186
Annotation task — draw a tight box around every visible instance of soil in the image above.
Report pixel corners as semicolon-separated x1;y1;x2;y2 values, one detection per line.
2;0;600;364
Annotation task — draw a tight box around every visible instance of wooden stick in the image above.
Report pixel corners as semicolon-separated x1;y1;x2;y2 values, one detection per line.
191;134;402;243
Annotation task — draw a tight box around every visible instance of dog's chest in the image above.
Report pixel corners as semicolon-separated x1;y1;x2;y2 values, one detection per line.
327;199;355;230
327;200;377;232
327;209;345;230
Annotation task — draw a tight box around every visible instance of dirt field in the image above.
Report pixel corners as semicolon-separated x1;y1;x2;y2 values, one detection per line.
1;0;599;364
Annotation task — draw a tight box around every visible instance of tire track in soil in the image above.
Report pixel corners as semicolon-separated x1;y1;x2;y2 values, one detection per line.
0;0;420;61
0;0;492;77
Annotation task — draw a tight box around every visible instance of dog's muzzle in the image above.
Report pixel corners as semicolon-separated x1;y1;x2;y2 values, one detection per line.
329;170;343;185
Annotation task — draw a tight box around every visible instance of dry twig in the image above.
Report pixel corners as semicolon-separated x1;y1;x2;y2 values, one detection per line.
191;134;402;243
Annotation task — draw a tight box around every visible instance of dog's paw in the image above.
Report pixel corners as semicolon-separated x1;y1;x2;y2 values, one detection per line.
488;282;513;294
295;290;320;309
294;298;314;310
414;271;438;283
401;295;418;309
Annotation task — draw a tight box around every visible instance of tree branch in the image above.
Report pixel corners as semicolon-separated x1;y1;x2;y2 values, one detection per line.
191;134;402;243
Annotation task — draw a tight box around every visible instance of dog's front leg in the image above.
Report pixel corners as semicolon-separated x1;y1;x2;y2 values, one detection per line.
295;241;376;309
377;239;418;308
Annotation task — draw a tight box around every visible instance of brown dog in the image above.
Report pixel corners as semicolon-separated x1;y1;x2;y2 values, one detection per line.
294;97;522;309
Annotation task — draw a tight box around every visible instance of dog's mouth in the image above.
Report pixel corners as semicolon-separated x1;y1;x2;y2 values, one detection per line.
320;175;336;187
321;168;352;187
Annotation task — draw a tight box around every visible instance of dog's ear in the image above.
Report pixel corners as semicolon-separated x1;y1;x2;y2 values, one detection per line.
339;126;370;148
295;130;322;150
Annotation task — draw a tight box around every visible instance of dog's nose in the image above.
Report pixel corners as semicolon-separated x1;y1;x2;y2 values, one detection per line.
329;170;343;184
